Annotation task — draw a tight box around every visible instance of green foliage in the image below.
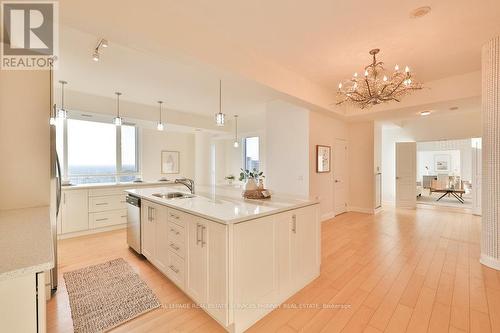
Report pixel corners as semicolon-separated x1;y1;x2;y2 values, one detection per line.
239;168;265;182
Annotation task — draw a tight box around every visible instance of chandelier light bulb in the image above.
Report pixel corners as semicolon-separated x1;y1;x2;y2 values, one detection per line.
338;82;342;89
395;64;399;71
353;72;358;78
383;75;388;82
405;66;410;73
353;82;358;89
92;51;99;62
364;69;369;77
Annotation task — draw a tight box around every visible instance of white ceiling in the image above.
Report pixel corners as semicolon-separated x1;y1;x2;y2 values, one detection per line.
58;0;499;120
57;27;280;118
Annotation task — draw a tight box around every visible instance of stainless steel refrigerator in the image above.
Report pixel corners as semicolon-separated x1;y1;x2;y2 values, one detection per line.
49;65;61;292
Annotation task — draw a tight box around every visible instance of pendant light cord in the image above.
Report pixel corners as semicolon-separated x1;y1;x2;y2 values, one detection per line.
219;80;222;114
234;115;238;141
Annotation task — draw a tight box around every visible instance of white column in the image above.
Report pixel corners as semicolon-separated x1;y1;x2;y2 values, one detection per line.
480;36;500;270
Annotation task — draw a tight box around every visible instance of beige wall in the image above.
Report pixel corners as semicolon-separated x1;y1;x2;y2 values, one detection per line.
309;111;348;219
0;70;50;210
266;101;309;196
141;129;194;182
348;122;375;213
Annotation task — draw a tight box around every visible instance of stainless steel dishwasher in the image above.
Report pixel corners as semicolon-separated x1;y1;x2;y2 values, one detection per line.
126;194;141;254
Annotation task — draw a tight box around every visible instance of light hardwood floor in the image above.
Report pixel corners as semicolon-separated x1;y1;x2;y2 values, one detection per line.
47;207;500;333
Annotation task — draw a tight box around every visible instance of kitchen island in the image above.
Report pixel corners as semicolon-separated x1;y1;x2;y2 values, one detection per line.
126;187;320;333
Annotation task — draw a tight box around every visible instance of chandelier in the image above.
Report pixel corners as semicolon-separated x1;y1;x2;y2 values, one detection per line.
336;49;422;109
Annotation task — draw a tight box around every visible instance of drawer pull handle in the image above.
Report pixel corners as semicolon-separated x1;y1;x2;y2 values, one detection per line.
121;215;127;218
170;243;180;251
169;265;179;273
96;203;109;206
170;228;180;235
96;218;108;221
170;213;179;219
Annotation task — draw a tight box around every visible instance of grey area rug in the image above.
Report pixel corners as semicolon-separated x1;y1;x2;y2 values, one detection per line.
63;258;161;333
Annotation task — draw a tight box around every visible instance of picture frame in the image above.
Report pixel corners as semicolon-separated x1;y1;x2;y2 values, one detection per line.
434;154;450;173
161;151;180;174
316;145;331;173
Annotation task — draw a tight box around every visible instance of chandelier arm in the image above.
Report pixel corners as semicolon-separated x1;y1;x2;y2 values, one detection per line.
387;77;406;96
364;78;373;98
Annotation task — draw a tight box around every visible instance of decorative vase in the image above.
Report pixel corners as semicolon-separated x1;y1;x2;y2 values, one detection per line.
258;179;264;189
244;179;258;191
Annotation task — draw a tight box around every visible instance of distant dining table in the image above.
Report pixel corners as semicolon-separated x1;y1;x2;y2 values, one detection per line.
430;187;466;204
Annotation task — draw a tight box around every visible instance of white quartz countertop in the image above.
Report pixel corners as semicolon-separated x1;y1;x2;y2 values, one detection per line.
0;206;54;281
126;186;318;224
62;180;174;191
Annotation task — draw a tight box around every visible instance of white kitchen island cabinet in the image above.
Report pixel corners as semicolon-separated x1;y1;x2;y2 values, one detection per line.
134;187;319;333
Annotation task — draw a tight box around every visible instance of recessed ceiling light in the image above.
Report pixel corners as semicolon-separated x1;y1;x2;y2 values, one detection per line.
420;110;432;116
449;106;459;111
410;6;431;19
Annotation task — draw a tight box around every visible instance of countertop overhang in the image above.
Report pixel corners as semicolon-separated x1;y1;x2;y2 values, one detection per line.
0;206;54;281
126;186;319;224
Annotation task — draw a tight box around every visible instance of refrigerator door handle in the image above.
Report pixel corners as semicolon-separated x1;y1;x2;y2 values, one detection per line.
56;152;62;217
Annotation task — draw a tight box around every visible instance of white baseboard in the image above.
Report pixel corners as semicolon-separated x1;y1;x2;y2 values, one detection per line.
348;206;374;214
57;223;126;240
320;211;336;222
480;254;500;270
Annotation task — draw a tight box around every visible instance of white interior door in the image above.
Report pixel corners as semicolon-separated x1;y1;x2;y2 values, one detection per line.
396;142;417;208
334;139;348;215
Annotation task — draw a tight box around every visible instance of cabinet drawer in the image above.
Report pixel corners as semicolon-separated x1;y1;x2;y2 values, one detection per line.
89;209;127;229
168;221;185;243
167;208;189;227
167;252;185;288
89;195;126;212
89;188;130;197
168;238;185;259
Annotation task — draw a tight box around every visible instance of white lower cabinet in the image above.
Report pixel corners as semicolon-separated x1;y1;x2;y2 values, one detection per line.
233;205;320;333
186;217;208;304
141;200;319;333
61;190;89;233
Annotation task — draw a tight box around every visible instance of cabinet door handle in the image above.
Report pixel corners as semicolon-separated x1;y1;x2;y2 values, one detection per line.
196;223;201;245
292;214;297;233
96;218;108;222
170;213;179;220
121;215;127;218
170;243;180;251
201;225;206;247
169;265;179;273
170;228;180;235
96;202;108;206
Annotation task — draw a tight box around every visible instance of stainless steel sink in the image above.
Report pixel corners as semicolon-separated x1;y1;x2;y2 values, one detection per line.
152;192;194;199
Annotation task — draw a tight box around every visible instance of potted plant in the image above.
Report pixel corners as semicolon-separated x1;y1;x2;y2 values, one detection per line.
225;174;235;185
239;168;265;191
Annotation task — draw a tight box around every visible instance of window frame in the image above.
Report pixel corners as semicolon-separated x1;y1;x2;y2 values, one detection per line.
243;136;260;171
59;116;140;184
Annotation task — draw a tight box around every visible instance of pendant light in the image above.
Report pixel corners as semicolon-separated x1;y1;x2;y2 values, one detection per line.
215;80;225;126
157;100;164;131
233;115;239;148
57;80;68;119
114;92;122;126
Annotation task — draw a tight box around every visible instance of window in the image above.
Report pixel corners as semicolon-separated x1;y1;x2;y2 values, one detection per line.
244;136;260;171
59;119;139;184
